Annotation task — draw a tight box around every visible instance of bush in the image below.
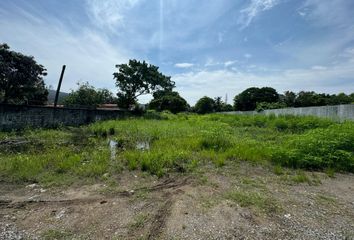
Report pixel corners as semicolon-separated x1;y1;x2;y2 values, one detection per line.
194;96;215;114
271;123;354;171
149;93;188;113
256;102;287;112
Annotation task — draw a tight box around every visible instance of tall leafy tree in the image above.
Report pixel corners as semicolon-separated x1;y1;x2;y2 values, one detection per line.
213;96;233;112
214;97;223;112
295;91;322;107
148;90;188;113
0;43;48;105
114;59;175;108
234;87;279;111
194;96;215;114
283;91;297;107
63;82;115;107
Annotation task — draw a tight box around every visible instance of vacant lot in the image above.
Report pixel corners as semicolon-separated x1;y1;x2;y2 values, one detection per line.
1;113;353;239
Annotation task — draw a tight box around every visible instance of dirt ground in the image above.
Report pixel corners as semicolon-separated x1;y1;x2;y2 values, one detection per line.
1;162;354;240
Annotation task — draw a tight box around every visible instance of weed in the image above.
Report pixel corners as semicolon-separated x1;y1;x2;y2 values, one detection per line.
0;114;353;186
316;194;337;205
241;177;266;189
325;168;336;178
129;213;149;230
41;229;73;240
291;171;310;184
225;190;281;214
273;165;284;175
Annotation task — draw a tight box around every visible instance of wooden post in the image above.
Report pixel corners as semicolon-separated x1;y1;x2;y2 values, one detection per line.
54;65;66;108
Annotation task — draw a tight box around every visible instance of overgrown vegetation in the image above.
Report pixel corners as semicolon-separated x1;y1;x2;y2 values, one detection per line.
0;113;353;185
233;87;354;111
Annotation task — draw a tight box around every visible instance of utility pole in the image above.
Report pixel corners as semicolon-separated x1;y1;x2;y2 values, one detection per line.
54;65;66;108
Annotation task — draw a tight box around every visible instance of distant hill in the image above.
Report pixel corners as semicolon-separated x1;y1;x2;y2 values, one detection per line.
47;90;69;104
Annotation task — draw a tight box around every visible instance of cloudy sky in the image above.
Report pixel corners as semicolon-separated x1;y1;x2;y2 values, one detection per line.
1;0;354;104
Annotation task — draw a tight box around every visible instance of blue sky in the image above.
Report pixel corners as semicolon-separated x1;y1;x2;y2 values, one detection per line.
1;0;354;104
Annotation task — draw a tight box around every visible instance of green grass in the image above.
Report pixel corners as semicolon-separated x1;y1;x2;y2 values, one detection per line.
225;190;281;214
128;213;149;231
0;112;353;186
41;229;74;240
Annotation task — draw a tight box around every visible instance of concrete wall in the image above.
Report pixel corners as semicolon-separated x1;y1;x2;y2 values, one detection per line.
0;104;127;131
223;104;354;121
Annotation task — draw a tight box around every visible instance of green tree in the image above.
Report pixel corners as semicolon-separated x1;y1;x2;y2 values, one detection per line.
221;104;234;111
114;60;175;108
332;93;352;105
350;93;354;103
214;96;223;112
194;96;215;114
0;43;48;105
213;96;233;112
148;90;188;114
283;91;296;107
295;91;321;107
63;82;115;107
234;87;279;111
256;102;287;112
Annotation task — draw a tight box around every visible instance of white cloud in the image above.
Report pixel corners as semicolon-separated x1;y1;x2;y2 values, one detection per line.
344;47;354;55
238;0;280;29
173;60;354;105
0;7;129;93
298;11;306;17
86;0;142;32
224;61;237;67
301;0;354;28
174;63;194;68
311;65;327;70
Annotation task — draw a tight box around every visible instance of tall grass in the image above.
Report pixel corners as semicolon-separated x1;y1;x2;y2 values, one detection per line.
0;112;353;185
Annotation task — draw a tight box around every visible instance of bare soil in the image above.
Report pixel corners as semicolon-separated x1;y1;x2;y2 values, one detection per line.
1;162;354;240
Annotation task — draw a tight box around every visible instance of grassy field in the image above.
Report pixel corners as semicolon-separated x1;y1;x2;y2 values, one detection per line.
0;112;353;186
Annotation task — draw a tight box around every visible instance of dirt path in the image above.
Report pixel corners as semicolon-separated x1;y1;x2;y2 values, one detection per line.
1;163;354;239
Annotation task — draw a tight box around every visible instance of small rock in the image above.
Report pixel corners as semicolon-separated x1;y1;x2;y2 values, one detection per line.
284;213;291;219
26;184;38;189
55;209;66;219
103;173;109;178
39;188;46;193
129;190;135;194
28;195;40;201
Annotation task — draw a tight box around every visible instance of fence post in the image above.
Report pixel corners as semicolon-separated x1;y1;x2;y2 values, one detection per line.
54;65;66;108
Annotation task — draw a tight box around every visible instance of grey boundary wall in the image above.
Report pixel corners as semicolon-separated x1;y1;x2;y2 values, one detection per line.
0;104;127;131
223;104;354;121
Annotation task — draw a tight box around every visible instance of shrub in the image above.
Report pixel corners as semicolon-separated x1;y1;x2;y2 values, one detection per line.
271;123;354;172
194;96;215;114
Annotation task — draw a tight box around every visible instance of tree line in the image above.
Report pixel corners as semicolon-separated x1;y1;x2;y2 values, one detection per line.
233;87;354;112
1;43;353;114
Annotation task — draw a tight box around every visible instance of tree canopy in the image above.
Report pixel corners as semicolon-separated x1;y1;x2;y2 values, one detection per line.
63;82;115;107
0;43;48;105
148;90;188;113
234;87;279;111
114;59;175;108
194;96;215;114
233;88;353;111
214;96;233;112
